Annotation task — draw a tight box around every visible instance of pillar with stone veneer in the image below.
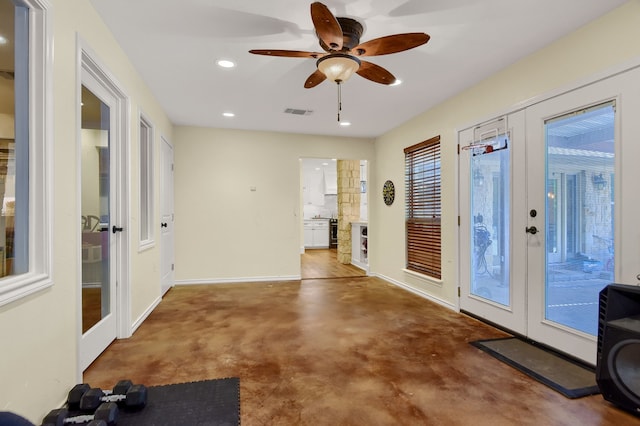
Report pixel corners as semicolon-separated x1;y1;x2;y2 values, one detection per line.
337;160;360;264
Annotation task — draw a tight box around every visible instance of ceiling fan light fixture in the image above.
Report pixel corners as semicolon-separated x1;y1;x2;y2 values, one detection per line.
317;54;361;83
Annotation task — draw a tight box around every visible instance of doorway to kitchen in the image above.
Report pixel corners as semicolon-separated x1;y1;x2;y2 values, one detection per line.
300;158;368;279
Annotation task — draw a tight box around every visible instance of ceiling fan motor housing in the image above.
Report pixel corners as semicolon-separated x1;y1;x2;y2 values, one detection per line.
318;17;363;52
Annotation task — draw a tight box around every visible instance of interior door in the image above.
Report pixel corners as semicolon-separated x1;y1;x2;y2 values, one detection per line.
459;111;527;334
80;79;117;370
160;137;174;295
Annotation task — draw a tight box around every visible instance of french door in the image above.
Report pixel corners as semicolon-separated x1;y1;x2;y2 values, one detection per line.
460;66;640;365
79;77;118;371
79;48;130;372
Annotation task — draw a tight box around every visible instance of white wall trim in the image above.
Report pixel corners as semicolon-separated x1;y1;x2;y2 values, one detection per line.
176;275;301;286
131;296;162;334
374;272;457;312
0;0;54;308
137;109;155;251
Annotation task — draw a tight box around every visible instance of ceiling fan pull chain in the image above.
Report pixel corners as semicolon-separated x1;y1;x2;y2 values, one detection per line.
337;80;342;122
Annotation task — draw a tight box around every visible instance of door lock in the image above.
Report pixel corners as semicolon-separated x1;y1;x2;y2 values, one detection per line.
112;225;124;234
161;223;168;228
525;226;538;235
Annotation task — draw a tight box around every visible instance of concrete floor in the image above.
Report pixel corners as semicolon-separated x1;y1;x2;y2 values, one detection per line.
83;276;638;425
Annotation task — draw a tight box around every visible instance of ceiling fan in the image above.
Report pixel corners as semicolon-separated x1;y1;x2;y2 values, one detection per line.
249;2;430;89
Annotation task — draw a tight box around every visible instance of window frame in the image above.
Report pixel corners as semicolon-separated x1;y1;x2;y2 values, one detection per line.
0;0;53;306
138;111;154;250
404;135;442;279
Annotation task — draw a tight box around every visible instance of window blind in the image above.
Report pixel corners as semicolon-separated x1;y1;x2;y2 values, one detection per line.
405;136;441;278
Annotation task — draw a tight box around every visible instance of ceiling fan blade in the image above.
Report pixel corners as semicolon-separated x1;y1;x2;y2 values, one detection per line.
311;2;343;51
304;69;327;89
353;33;430;56
249;49;326;59
356;61;396;85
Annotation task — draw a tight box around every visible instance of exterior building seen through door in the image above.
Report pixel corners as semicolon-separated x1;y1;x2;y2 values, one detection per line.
542;102;615;336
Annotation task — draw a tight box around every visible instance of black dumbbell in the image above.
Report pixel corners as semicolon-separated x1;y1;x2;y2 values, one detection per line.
42;402;117;426
67;384;91;410
80;380;147;411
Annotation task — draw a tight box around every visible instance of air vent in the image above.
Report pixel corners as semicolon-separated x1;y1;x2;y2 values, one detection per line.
284;108;313;116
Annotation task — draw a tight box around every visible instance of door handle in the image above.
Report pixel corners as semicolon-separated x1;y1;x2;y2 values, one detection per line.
161;223;168;228
112;225;124;234
99;227;109;232
525;226;538;235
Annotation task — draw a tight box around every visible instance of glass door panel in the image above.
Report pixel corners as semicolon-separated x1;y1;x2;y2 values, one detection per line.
544;102;615;336
81;85;110;333
470;137;510;306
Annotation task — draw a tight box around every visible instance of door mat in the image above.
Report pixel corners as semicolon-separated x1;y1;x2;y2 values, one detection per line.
117;378;240;425
470;337;599;399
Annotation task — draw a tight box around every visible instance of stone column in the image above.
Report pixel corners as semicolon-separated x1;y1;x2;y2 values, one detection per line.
337;160;361;264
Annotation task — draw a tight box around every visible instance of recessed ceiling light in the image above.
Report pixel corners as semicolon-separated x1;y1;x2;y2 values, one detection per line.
322;162;329;166
223;112;235;118
217;59;236;68
340;121;351;127
0;36;7;45
391;79;402;86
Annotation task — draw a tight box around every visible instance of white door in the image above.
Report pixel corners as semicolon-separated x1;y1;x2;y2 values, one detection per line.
160;137;174;295
460;65;640;365
525;67;640;364
459;111;528;335
79;77;118;371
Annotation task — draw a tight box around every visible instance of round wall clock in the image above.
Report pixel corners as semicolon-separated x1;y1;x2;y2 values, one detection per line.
382;180;395;206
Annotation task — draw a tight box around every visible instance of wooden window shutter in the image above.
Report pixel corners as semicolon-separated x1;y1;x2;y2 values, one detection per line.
404;136;441;278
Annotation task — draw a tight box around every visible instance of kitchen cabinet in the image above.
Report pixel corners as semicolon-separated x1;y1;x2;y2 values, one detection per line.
304;219;330;248
351;222;368;272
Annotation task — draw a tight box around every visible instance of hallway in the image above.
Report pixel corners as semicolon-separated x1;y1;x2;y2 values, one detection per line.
300;248;366;280
83;278;636;425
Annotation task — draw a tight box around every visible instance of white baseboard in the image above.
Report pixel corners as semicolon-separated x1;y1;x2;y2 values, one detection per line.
373;272;457;312
175;275;301;286
130;295;161;334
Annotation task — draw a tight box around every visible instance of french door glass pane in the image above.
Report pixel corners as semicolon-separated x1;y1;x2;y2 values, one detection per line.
470;137;510;306
81;86;111;333
545;102;614;335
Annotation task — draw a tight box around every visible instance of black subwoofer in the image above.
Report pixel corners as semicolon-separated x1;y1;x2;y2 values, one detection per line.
596;283;640;416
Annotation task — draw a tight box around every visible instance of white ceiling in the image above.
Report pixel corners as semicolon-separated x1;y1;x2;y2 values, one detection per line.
89;0;627;138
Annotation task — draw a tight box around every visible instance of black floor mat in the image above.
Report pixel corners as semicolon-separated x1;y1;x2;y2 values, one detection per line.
471;337;599;399
117;378;240;425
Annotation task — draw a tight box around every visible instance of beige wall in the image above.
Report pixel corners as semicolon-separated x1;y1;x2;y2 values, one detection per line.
2;0;640;422
370;1;640;307
173;126;374;282
0;0;173;422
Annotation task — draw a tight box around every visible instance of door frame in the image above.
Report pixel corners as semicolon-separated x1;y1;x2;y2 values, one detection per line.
77;38;131;376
